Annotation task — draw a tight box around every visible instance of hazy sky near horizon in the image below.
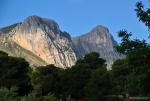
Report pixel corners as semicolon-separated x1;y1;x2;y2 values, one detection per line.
0;0;149;43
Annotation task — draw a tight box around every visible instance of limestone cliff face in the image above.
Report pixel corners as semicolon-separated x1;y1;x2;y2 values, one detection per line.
0;16;77;68
72;25;123;69
0;16;123;69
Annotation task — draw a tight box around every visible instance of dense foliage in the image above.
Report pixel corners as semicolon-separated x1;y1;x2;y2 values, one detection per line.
116;30;150;96
135;1;150;31
0;51;32;96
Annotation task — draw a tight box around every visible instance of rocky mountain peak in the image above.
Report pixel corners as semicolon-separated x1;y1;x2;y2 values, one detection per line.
91;25;109;34
18;15;60;34
0;16;123;69
24;15;42;23
88;25;112;41
76;25;115;47
24;15;58;27
72;25;123;69
0;16;77;68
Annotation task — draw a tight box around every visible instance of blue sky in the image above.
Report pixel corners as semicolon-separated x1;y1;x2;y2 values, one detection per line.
0;0;149;43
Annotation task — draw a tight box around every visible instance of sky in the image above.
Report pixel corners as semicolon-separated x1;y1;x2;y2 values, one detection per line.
0;0;149;43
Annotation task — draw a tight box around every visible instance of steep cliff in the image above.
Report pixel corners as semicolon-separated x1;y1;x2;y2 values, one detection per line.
72;25;123;69
0;16;123;69
0;16;77;68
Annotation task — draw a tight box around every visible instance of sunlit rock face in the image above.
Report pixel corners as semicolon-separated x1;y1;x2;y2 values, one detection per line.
0;16;77;68
72;25;123;69
0;16;123;69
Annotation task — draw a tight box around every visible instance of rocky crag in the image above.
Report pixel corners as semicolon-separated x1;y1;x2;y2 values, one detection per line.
0;16;123;69
72;25;123;69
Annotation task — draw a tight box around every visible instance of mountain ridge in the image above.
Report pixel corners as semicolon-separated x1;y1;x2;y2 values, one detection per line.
72;25;123;69
0;15;123;69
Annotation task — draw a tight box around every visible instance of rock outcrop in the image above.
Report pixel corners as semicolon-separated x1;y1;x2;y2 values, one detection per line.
0;16;77;68
72;25;123;69
0;16;123;69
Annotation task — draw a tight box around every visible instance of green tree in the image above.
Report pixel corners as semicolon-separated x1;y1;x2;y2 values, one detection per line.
31;65;63;97
116;30;147;55
0;87;18;101
135;1;150;31
85;66;111;101
43;93;59;101
60;64;91;100
126;47;150;95
76;52;106;69
116;1;150;95
60;52;106;100
66;96;73;101
110;59;129;95
0;51;32;96
116;30;150;96
20;92;59;101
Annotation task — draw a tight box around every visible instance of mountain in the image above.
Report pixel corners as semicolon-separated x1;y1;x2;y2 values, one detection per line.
0;16;77;68
0;16;123;69
72;25;123;69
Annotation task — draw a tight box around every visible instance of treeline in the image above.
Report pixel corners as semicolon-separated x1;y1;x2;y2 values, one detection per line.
1;51;109;101
0;38;150;101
